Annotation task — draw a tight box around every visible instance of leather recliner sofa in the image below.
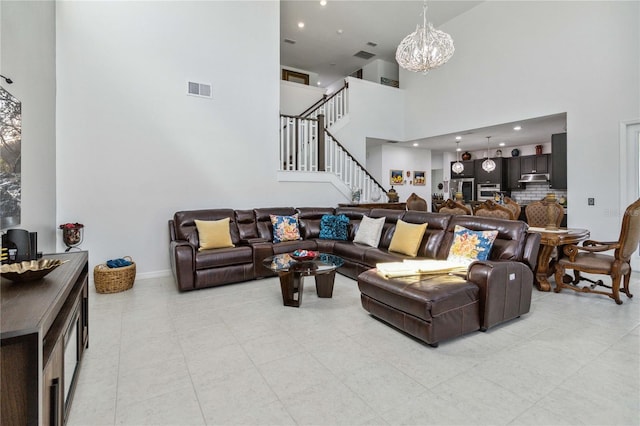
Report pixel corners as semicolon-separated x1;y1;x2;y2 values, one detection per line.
169;206;541;346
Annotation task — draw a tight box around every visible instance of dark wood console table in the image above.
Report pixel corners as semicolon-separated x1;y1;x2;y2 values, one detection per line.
1;251;89;425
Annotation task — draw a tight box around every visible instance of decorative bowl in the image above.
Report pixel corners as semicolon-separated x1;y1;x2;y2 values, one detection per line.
1;258;69;283
290;250;318;261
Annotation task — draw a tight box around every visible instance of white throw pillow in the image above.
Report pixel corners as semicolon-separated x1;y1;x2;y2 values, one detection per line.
353;215;385;247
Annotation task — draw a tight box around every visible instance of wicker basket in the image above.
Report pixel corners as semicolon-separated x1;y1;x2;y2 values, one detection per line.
94;256;136;294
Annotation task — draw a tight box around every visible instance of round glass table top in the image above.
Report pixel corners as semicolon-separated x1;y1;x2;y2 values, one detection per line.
263;253;344;274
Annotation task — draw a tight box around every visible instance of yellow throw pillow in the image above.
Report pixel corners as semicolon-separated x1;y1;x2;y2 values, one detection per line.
195;218;235;251
388;220;428;257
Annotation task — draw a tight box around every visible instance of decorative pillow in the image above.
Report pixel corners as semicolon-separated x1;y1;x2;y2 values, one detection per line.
194;218;235;251
319;214;350;241
388;220;428;257
270;214;301;243
447;225;498;266
353;215;385;247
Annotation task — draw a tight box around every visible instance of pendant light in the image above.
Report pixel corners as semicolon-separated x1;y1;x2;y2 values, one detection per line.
451;140;464;174
482;136;496;172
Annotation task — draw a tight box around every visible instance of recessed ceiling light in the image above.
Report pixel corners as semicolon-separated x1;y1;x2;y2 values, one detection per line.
298;22;305;29
320;0;327;6
456;148;461;152
513;125;522;131
337;29;343;35
455;136;462;140
499;142;505;146
413;143;419;147
317;81;321;86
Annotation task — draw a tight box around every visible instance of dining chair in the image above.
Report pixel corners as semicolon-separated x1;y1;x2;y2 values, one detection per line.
437;199;472;215
406;193;428;211
503;196;521;220
525;198;564;228
553;198;640;304
473;200;514;220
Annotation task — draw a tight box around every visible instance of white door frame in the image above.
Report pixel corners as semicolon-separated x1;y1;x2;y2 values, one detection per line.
620;119;640;270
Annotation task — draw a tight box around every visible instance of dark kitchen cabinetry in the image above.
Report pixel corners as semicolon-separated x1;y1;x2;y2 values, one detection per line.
550;133;567;189
450;160;475;178
520;154;550;174
474;158;505;185
507;157;523;190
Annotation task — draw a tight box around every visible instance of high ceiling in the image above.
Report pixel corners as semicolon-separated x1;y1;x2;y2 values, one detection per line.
280;0;483;88
280;1;567;153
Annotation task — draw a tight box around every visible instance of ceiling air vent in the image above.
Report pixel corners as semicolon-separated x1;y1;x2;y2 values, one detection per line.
366;41;378;47
354;50;375;60
284;38;296;45
187;81;212;99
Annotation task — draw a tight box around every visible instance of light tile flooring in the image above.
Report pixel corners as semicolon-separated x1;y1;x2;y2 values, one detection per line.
68;272;640;426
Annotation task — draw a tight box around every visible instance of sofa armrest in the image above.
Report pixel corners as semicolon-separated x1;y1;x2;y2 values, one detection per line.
467;260;533;330
241;237;270;245
170;240;196;291
251;241;276;278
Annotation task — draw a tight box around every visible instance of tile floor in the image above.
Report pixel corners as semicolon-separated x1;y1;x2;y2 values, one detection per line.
68;272;640;426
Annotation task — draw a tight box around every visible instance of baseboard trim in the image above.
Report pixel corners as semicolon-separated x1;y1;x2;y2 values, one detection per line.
136;269;172;280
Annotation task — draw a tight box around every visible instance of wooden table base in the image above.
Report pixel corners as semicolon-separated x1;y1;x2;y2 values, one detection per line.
278;271;337;307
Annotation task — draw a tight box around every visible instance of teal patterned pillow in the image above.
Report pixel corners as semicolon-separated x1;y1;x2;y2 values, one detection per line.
270;214;301;243
447;225;498;266
319;214;350;240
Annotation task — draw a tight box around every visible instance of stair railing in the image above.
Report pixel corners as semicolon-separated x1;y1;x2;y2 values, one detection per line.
300;81;349;129
279;113;386;201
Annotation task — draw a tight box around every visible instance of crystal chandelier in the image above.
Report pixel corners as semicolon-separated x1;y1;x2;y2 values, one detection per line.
395;1;455;74
452;140;464;174
482;136;496;172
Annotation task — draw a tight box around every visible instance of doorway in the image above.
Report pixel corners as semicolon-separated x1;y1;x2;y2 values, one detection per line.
620;120;640;270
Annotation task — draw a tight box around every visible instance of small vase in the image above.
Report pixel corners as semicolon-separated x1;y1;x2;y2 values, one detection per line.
461;152;471;161
511;148;520;157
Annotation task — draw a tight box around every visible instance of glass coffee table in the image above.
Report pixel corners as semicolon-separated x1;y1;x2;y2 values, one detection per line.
263;253;344;307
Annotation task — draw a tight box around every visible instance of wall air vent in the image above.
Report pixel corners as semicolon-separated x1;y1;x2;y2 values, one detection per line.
354;50;376;60
187;81;212;99
284;38;297;44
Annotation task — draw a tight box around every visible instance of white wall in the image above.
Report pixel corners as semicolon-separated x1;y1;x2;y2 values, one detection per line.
1;0;57;254
280;80;325;116
402;1;639;240
380;145;432;207
362;59;399;85
56;1;345;277
333;77;405;164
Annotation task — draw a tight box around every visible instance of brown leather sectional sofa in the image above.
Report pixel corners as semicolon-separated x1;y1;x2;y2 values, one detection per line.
169;206;541;346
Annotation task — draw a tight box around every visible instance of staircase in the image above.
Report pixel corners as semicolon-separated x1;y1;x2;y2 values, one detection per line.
279;82;387;202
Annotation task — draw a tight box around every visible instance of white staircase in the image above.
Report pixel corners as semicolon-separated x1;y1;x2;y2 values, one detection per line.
278;82;386;202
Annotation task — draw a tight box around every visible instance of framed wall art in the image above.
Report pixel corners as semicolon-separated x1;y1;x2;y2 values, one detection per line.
413;171;426;186
390;169;404;185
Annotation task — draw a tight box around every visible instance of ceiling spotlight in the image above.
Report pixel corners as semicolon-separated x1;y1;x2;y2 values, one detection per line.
298;22;305;29
320;0;327;5
455;136;462;140
413;143;419;147
499;142;505;147
337;29;343;35
513;125;522;131
317;82;321;86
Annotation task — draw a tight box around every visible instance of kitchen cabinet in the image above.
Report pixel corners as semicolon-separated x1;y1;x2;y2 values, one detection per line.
520;154;550;174
1;252;89;426
507;157;523;190
474;158;505;185
450;160;475;178
550;133;567;189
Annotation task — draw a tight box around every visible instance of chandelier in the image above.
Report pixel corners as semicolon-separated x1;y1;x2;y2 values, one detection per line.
395;1;455;74
451;140;464;174
482;136;496;172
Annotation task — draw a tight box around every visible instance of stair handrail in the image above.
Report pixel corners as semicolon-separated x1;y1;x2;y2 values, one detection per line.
300;80;348;118
324;127;387;193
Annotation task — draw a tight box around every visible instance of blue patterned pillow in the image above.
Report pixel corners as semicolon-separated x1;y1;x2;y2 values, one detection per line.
270;214;301;243
447;225;498;266
319;214;350;240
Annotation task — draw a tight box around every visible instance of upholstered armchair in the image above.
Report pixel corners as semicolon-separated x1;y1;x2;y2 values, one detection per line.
437;199;472;215
554;198;640;304
525;199;564;228
473;200;514;220
406;193;428;211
